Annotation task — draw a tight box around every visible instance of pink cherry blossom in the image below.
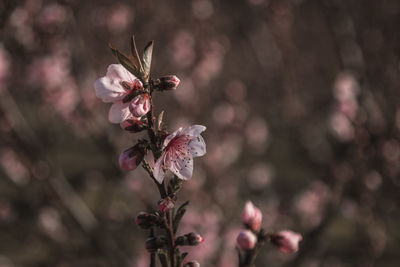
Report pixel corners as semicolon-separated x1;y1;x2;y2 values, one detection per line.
241;201;263;232
236;230;257;250
94;64;143;123
129;94;150;117
154;125;206;183
269;230;302;254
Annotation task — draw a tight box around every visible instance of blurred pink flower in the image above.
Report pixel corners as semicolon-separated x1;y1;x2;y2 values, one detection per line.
241;201;263;232
37;4;67;29
270;230;302;254
330;111;354;142
94;64;142;123
154;125;206;183
295;181;330;227
107;4;132;32
236;230;257;250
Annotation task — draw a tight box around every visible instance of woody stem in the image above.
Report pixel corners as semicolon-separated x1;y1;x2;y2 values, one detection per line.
145;83;176;266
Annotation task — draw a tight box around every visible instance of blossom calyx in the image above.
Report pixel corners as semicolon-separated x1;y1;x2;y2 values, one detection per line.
241;201;263;232
154;75;180;91
129;94;150;117
157;197;174;213
237;230;257;250
120;117;147;132
183;261;200;267
145;236;167;252
135;212;160;229
119;143;146;171
175;232;204;246
269;230;302;254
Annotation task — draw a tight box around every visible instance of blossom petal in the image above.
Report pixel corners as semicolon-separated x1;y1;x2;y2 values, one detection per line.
169;150;193;180
182;125;206;137
108;101;131;123
153;156;166;183
94;64;136;103
188;135;206;157
162;127;183;149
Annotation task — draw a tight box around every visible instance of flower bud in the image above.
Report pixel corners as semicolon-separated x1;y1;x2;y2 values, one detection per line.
120;118;147;132
269;230;302;254
119;144;145;171
157;197;174;213
176;232;204;246
241;201;263;232
135;212;159;229
145;236;167;252
236;230;257;250
129;94;150;117
155;75;180;91
183;261;200;267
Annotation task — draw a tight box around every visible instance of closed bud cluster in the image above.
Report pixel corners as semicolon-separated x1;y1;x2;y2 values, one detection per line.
120;118;147;132
236;230;257;250
157;197;174;213
119;143;146;171
135;212;159;229
183;261;200;267
154;75;180;91
241;201;263;232
129;94;150;117
269;230;302;254
145;236;167;252
176;232;204;246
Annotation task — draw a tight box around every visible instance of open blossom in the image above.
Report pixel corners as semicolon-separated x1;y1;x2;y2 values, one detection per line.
241;201;263;232
269;230;302;254
237;230;257;250
94;64;143;123
154;125;206;183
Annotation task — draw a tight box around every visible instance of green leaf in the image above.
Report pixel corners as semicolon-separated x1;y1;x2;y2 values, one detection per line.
173;201;189;233
181;252;188;260
109;44;141;78
130;36;144;75
142;40;154;82
157;111;164;131
157;251;169;267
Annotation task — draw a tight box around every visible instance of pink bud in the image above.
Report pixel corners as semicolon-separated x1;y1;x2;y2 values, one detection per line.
119;144;145;171
157;197;174;213
129;94;150;117
236;230;257;250
269;230;302;254
183;261;200;267
241;201;263;232
157;75;181;91
187;232;204;245
176;232;204;246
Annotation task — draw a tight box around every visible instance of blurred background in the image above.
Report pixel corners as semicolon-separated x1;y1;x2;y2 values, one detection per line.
1;0;400;266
